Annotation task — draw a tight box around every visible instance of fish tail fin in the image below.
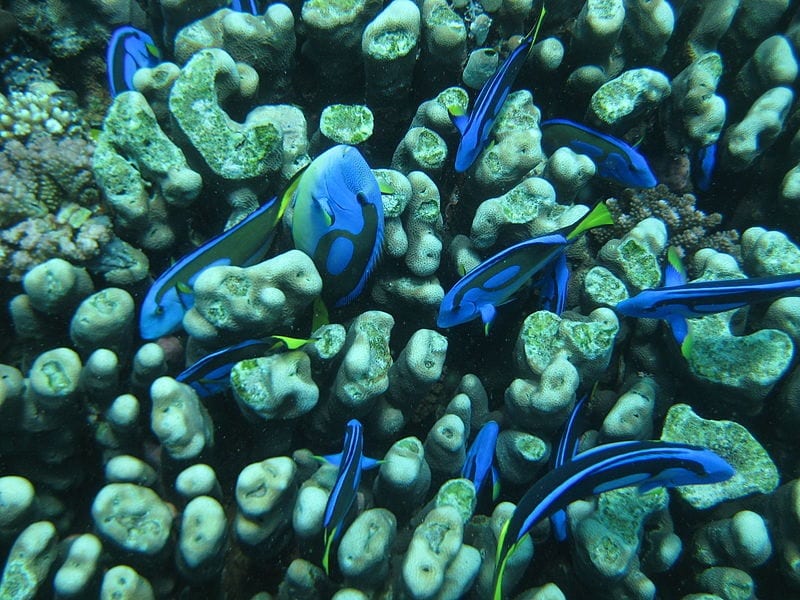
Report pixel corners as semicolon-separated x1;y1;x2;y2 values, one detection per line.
680;332;694;361
665;246;687;286
449;106;469;135
494;519;510;569
322;527;336;575
566;201;614;241
311;296;330;334
493;545;510;600
529;3;547;45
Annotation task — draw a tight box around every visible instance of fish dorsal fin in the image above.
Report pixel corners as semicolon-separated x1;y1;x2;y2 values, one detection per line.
566;201;614;241
664;246;687;287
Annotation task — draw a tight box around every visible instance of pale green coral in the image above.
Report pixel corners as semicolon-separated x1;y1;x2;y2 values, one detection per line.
516;308;619;382
591;68;672;125
573;486;668;581
169;49;282;180
320;104;374;145
661;404;779;509
683;248;794;409
600;218;667;291
435;478;477;523
583;266;630;306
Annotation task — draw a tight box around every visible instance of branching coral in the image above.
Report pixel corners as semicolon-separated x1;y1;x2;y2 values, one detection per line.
593;184;740;257
0;134;98;227
0;60;108;280
0;204;113;282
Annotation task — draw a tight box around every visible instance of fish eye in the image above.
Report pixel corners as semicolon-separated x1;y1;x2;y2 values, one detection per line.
155;306;164;315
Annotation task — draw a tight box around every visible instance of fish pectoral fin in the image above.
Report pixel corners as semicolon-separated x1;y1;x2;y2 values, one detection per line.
479;304;497;333
551;510;568;543
360;455;381;470
314;196;335;226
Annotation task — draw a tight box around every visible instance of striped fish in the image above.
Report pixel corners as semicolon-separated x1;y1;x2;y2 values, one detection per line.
450;5;547;172
492;440;734;599
106;26;160;97
321;419;380;574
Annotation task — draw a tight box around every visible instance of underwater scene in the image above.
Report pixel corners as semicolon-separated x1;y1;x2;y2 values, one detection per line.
1;0;800;598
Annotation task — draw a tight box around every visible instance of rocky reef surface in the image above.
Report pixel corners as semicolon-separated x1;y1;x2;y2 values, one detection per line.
1;0;800;598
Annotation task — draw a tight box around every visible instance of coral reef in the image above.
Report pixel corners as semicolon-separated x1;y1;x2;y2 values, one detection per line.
3;1;800;599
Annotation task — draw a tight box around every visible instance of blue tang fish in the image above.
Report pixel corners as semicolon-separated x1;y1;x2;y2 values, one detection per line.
615;247;800;352
540;119;657;188
461;420;500;501
450;6;547;172
176;336;314;397
106;26;161;97
549;393;587;542
230;0;258;14
140;181;297;340
492;440;734;599
291;145;384;307
437;201;614;333
693;142;717;192
321;419;380;574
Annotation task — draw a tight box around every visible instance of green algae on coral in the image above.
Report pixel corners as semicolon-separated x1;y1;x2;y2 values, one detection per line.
435;478;477;524
661;404;779;509
169;49;282;180
319;104;374;145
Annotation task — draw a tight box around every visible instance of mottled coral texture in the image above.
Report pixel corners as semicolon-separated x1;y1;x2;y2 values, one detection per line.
596;184;740;258
0;63;108;280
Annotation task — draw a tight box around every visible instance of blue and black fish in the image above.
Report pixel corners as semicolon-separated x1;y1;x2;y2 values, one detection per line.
437;201;614;333
291;145;385;307
549;393;587;541
692;142;717;192
106;26;161;97
140;180;297;340
615;247;800;351
229;0;258;14
492;440;734;599
540;119;657;188
321;419;380;574
461;420;501;501
449;6;547;172
176;336;314;397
